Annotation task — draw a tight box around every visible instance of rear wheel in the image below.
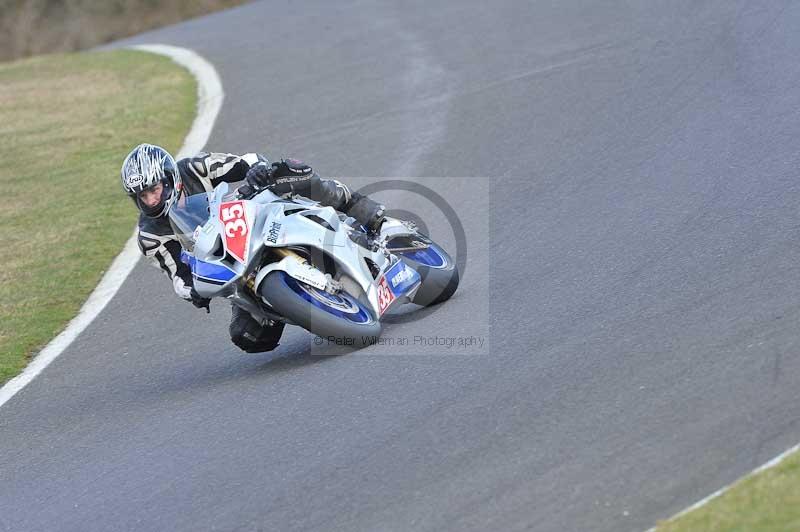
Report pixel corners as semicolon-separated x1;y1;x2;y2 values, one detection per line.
387;235;459;307
259;271;381;347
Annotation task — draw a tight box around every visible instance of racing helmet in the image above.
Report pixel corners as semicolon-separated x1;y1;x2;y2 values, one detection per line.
120;143;182;218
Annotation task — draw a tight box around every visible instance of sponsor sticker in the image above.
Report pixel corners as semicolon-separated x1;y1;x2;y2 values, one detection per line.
266;221;282;244
377;261;421;314
385;261;421;298
125;173;145;188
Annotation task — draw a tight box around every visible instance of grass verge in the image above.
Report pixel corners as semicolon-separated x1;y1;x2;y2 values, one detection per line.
0;49;195;385
656;448;800;531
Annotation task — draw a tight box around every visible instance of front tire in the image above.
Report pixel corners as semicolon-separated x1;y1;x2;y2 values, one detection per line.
388;236;459;307
259;271;381;348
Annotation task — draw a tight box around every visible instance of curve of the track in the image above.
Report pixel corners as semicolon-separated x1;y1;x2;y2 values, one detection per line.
3;2;800;531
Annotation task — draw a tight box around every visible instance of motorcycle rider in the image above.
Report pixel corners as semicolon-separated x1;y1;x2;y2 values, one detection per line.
120;143;386;353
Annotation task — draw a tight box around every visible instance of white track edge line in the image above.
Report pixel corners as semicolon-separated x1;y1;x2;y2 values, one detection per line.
0;44;223;409
645;441;800;531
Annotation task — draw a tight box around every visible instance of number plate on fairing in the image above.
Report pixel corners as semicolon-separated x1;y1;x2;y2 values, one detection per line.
377;260;421;315
219;201;250;263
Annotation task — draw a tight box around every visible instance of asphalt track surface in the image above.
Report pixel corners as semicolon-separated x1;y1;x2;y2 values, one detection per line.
3;1;800;531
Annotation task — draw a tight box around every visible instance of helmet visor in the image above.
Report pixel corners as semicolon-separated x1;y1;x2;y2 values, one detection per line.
136;182;163;203
135;181;172;218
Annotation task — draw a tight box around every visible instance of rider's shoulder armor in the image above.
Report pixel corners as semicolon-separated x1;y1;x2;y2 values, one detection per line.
136;212;190;282
177;152;266;195
136;214;177;255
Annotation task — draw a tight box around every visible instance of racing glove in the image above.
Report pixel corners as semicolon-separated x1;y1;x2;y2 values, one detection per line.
189;288;211;313
268;158;314;194
244;161;272;189
245;158;314;194
173;276;211;313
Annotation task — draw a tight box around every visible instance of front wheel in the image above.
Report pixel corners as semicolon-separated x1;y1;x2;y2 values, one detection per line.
387;236;459;307
259;271;381;348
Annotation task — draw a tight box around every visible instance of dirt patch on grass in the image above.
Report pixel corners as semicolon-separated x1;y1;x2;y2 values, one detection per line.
1;0;249;62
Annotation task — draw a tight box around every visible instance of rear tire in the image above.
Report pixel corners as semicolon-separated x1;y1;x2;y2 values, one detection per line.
259;271;381;348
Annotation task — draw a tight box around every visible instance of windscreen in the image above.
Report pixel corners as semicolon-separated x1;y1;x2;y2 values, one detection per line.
168;192;211;253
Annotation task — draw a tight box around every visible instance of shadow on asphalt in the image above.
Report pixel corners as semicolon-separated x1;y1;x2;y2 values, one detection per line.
158;341;342;393
58;341;344;414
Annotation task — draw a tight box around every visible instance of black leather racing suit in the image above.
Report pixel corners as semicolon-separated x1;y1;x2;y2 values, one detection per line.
136;151;361;353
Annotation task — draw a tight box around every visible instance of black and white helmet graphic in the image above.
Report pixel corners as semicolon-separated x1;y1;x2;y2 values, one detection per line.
120;144;182;218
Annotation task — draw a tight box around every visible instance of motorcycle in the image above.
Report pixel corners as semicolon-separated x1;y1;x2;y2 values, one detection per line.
169;182;459;347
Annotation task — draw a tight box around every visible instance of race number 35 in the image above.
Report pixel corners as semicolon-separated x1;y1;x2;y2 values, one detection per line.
377;277;395;314
221;203;247;237
219;201;249;262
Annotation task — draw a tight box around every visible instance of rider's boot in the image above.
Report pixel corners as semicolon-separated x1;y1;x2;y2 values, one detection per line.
229;304;285;353
345;192;386;237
